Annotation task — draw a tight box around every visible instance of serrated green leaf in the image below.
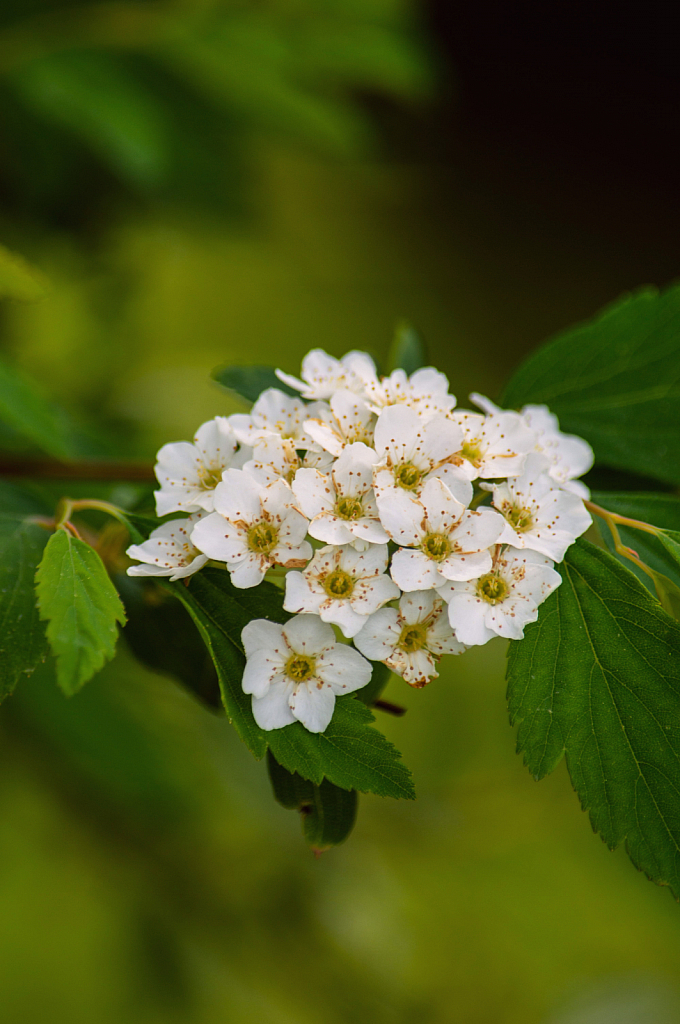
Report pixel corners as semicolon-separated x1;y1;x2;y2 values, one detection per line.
36;529;126;695
267;750;358;848
0;242;49;301
212;364;298;403
267;694;415;800
387;321;427;376
507;538;680;898
501;285;680;484
0;485;51;700
165;568;413;796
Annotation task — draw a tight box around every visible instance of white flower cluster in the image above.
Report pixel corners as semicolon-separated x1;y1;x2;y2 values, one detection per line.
127;349;593;733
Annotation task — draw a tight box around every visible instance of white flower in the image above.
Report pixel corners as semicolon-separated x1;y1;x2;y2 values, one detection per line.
363;366;456;419
520;404;594;497
438;547;561;645
354;590;466;687
229;387;329;449
487;452;592;562
126;513;208;581
190;471;312;589
283;543;400;638
380;477;506;590
304;388;376;457
293;442;389;546
449;403;537;480
469;394;594;496
241;614;372;732
154;417;248;516
276;349;378;401
242;435;333;488
372;404;473;511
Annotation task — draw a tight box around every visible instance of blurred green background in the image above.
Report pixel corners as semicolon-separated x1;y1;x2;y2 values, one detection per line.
2;2;680;1022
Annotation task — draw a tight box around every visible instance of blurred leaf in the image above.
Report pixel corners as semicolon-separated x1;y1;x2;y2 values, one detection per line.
0;355;79;458
355;659;392;706
267;694;415;799
267;750;358;848
507;538;680;898
36;528;126;695
0;481;51;701
10;50;171;190
387;320;427;375
117;574;221;711
501;285;680;484
213;364;298;403
0;241;48;300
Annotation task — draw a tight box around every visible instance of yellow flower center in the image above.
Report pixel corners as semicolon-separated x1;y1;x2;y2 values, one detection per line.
198;464;224;489
322;569;355;599
460;441;483;467
395;462;422;491
477;573;508;604
247;521;279;554
421;532;451;561
397;622;428;653
335;496;363;520
285;654;316;683
507;505;533;532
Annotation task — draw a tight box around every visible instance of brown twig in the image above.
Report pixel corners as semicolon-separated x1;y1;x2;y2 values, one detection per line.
0;458;155;481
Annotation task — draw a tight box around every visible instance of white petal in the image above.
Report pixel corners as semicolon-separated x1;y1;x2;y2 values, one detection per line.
351;574;401;615
400;648;438;686
212;469;263;521
445;591;496;646
242;648;282;697
390;548;444;591
292;468;334;518
283;572;321;615
438;547;493;582
242;619;287;658
229;555;266;589
289;680;336;732
353;608;400;660
316;644;373;694
308;514;356;546
252;681;297;730
282;613;336;655
191;514;246;562
332;442;377;497
374;484;422;545
194;416;238;464
168;554;209;580
398;589;438;623
428;463;474;507
319;600;368;639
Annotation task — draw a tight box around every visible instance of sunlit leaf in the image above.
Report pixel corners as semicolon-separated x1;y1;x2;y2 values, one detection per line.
36;529;126;695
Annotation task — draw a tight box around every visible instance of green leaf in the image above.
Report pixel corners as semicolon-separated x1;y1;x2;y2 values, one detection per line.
165;568;281;758
387;321;427;376
165;568;413;797
501;285;680;484
507;538;680;897
0;483;52;700
35;529;126;695
355;660;393;706
0;242;49;301
591;491;680;600
11;51;171;191
267;751;358;849
116;575;221;711
267;695;415;800
212;364;298;404
0;356;79;459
